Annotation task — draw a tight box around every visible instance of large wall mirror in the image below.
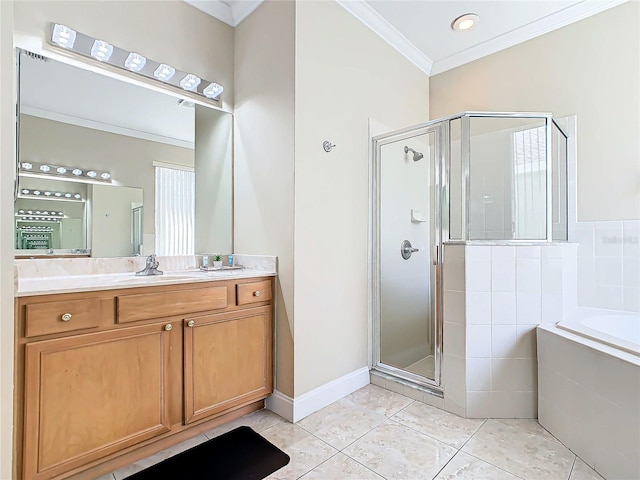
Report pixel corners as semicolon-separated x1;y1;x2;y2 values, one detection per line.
15;49;232;258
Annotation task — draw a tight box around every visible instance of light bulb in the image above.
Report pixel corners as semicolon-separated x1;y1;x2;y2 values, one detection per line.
203;83;224;99
39;165;51;172
125;52;146;72
64;193;72;198
91;40;114;62
21;162;33;170
33;190;41;195
154;64;175;81
51;24;77;49
100;172;111;180
74;194;81;199
56;167;67;174
87;171;97;178
180;74;201;91
72;169;82;176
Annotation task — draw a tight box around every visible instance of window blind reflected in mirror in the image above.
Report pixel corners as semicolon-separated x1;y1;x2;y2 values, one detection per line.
155;165;195;255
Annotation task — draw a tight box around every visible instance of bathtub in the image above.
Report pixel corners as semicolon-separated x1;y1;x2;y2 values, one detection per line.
557;311;640;356
538;309;640;480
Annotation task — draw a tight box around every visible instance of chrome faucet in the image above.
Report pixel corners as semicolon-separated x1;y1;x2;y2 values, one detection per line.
135;254;163;276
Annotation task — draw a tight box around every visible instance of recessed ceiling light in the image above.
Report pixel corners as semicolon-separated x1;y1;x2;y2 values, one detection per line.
452;13;479;32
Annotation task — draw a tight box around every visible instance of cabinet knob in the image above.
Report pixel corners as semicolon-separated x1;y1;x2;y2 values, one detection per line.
253;291;261;297
61;313;72;322
164;324;173;331
187;320;195;327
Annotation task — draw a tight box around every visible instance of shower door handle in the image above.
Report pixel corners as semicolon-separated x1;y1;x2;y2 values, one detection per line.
401;240;419;260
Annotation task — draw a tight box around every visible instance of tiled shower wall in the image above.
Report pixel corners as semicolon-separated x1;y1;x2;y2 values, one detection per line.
570;220;639;312
443;243;577;419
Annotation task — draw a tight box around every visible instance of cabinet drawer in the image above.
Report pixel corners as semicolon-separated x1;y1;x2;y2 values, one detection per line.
117;286;228;323
237;280;272;305
24;298;102;337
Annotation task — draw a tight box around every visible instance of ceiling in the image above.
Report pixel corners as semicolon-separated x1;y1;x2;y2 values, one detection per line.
20;53;195;147
184;0;626;75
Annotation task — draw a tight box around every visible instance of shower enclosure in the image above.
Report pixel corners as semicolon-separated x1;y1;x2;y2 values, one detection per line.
371;112;568;392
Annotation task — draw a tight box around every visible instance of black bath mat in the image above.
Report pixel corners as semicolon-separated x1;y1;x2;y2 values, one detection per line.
125;426;290;480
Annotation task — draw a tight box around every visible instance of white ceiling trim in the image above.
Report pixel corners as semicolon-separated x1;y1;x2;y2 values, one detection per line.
230;1;263;25
336;0;434;75
429;0;628;75
184;0;263;26
184;0;234;26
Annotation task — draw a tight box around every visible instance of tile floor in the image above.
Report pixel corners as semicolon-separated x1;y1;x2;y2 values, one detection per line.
99;385;605;480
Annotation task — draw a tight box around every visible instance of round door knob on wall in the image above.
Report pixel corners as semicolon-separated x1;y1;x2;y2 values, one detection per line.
187;320;195;327
61;313;72;322
164;324;173;331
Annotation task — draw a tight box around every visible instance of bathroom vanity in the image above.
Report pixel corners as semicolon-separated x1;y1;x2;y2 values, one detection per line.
14;272;274;480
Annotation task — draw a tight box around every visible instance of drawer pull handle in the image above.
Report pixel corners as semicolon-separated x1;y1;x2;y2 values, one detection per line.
187;320;195;327
164;324;173;331
61;313;72;322
253;291;261;297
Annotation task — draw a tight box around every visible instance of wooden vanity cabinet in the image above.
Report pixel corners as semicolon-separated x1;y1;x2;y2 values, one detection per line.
16;276;274;480
184;306;273;424
22;323;174;480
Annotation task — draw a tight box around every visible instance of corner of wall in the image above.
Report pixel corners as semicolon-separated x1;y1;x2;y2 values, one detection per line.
0;1;16;477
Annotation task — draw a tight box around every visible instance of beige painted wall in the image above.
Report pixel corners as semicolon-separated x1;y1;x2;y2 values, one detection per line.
294;1;430;396
91;184;143;257
430;2;640;222
20;114;193;241
234;1;296;397
0;3;14;478
3;1;234;474
13;0;235;111
195;106;233;255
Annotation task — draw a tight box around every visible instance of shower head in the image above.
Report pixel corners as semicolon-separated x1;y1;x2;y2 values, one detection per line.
404;146;424;162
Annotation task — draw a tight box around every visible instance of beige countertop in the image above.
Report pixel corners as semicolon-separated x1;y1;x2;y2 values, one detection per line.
16;268;275;297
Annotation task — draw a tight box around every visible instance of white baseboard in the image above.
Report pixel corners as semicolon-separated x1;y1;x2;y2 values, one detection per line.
266;366;370;423
265;390;294;422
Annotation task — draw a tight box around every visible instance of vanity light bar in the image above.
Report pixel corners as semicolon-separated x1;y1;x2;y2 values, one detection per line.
16;210;64;217
49;23;224;102
19;189;83;201
17;216;61;222
20;161;111;183
19;226;54;231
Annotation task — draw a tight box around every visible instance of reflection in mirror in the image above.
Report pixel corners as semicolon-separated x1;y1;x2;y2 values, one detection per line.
16;49;232;258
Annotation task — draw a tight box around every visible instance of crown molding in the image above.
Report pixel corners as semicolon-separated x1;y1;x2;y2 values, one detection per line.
183;0;263;27
184;0;234;26
336;0;433;76
430;0;628;75
231;1;263;26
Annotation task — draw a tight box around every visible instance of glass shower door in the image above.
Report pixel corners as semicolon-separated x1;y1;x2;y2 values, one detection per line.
373;125;442;388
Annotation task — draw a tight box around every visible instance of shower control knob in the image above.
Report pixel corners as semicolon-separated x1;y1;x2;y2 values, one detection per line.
401;240;419;260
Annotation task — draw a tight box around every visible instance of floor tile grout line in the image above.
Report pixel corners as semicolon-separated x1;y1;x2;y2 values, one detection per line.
495;418;563;444
293;451;341;480
567;455;577;480
461;450;528;480
336;451;390;480
387;412;485;452
428;448;461;480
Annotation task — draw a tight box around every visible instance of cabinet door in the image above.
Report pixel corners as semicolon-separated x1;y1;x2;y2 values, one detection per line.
184;306;273;424
23;323;174;480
